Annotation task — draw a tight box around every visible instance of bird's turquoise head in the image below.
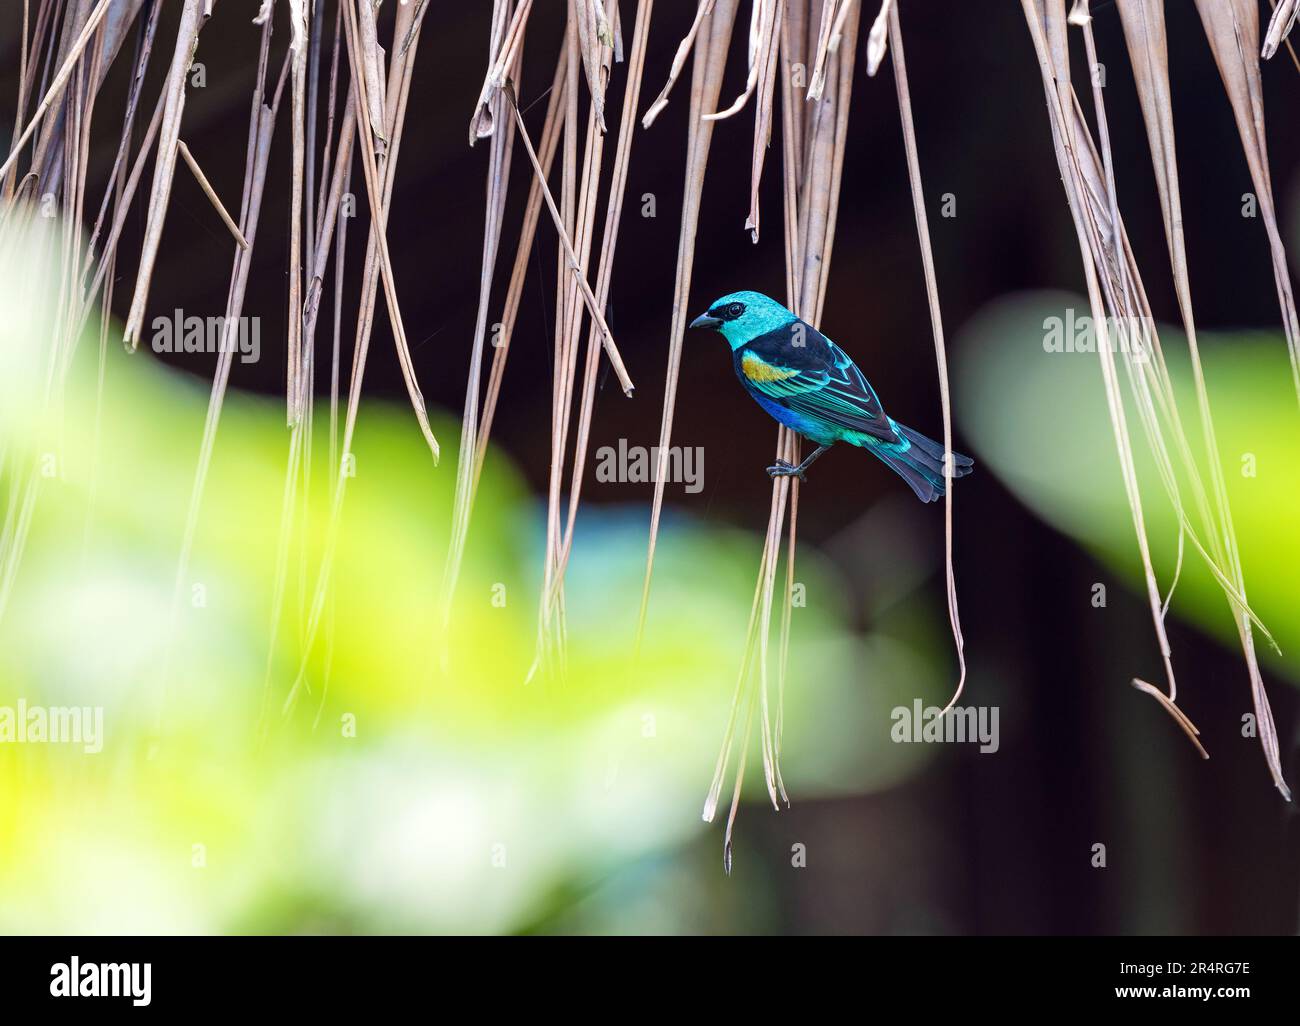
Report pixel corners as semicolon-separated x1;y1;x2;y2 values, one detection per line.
689;290;797;350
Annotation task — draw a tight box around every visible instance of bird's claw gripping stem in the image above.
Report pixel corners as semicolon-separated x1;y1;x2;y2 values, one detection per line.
766;460;806;482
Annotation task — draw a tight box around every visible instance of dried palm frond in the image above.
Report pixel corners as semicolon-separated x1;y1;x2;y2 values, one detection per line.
704;1;868;870
885;2;967;716
3;0;1289;879
447;2;636;678
121;0;215;351
1023;0;1289;796
615;0;973;868
636;0;741;650
285;0;437;713
1262;0;1300;61
1195;0;1300;413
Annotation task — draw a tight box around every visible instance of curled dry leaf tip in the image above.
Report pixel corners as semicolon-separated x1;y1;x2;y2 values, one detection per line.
1131;680;1208;761
1262;0;1300;59
865;0;893;77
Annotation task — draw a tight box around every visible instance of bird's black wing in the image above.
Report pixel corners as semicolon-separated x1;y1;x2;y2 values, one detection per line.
738;321;899;442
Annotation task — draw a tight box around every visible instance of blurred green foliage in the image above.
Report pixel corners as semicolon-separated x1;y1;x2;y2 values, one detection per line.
0;229;956;934
956;291;1300;681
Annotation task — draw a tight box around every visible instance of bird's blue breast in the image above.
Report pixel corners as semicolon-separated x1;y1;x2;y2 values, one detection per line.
740;380;841;445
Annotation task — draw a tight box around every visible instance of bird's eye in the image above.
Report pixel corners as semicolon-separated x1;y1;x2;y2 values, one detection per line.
726;302;745;318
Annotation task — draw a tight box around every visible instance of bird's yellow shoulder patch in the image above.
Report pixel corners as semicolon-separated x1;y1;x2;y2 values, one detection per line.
742;351;801;383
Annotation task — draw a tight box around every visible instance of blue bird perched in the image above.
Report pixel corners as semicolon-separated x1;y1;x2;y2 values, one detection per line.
689;290;973;502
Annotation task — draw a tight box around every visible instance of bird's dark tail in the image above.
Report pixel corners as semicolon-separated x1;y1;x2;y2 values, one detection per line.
869;422;974;503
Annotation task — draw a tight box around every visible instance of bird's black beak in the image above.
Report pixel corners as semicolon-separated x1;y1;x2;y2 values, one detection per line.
690;312;721;330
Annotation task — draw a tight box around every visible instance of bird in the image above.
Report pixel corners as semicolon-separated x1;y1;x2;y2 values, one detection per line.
689;290;973;502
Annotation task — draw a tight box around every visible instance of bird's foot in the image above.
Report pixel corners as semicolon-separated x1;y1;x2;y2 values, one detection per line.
766;460;806;482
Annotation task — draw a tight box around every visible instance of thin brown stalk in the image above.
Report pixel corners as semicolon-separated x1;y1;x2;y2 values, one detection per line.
551;0;655;606
82;0;162;279
1194;0;1300;414
636;0;739;649
1132;679;1208;759
1263;0;1300;59
705;1;862;853
355;0;388;145
169;22;286;733
283;0;434;711
471;50;569;502
886;3;967;714
1021;0;1182;725
470;0;536;143
743;0;783;241
4;0;32;201
641;0;718;128
340;0;438;460
0;0;115;183
176;139;249;249
286;0;309;425
122;0;213;350
573;0;610;134
537;5;621;653
704;0;774;122
504;83;634;395
444;0;520;629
